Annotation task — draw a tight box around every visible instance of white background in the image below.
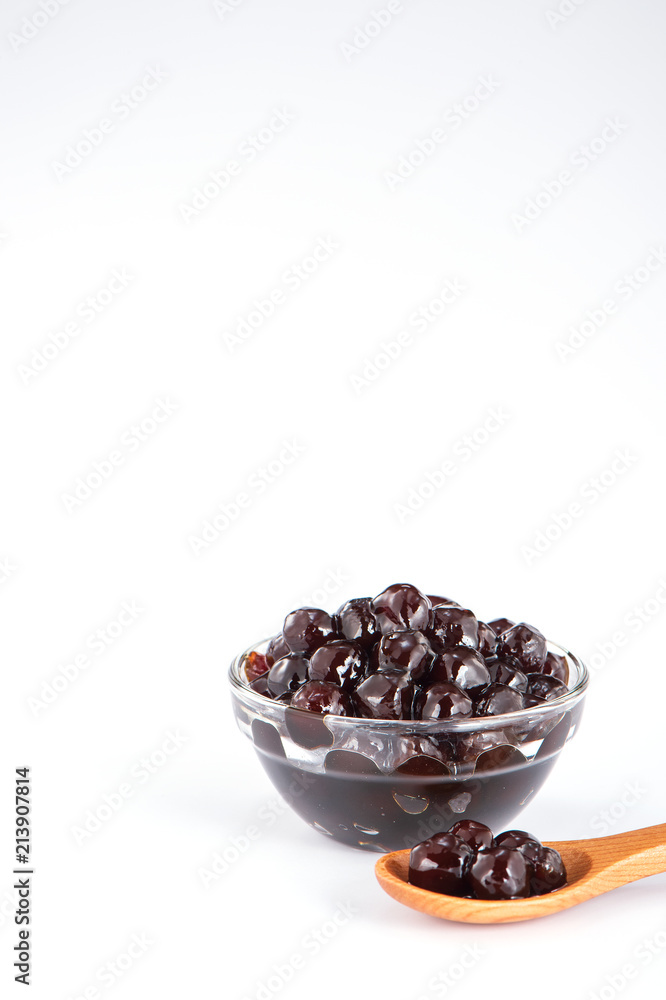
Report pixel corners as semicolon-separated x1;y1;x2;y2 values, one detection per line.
2;0;666;997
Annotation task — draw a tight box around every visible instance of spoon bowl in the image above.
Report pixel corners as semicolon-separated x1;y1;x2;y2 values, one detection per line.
375;823;666;923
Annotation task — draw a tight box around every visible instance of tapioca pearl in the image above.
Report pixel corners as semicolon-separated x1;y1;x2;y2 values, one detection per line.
393;754;453;777
427;595;460;607
413;681;473;720
452;729;511;768
244;650;270;682
477;621;497;657
488;617;514;635
251;719;286;757
428;646;490;695
497;623;547;673
530;846;567;894
370;583;431;633
285;705;335;749
447;819;493;851
486;657;528;692
522;693;547;708
388;735;449;771
468;847;532;900
336;597;379;649
323;749;382;775
249;673;272;696
409;834;474;896
266;633;290;665
374;630;433;682
266;653;309;697
541;651;569;685
290;680;353;716
283;607;338;654
425;605;479;650
474;745;528;773
307;640;365;690
353;669;415;719
493;829;542;864
474;683;525;717
526;673;568;701
535;714;572;759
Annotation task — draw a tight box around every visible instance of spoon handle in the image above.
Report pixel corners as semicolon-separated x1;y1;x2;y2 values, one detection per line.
585;823;666;883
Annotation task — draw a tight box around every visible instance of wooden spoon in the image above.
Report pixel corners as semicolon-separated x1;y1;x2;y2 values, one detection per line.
375;823;666;924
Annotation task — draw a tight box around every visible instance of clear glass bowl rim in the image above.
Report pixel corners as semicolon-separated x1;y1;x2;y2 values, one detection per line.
229;638;589;734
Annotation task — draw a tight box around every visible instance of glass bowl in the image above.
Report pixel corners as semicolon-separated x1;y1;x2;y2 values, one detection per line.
229;640;588;852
